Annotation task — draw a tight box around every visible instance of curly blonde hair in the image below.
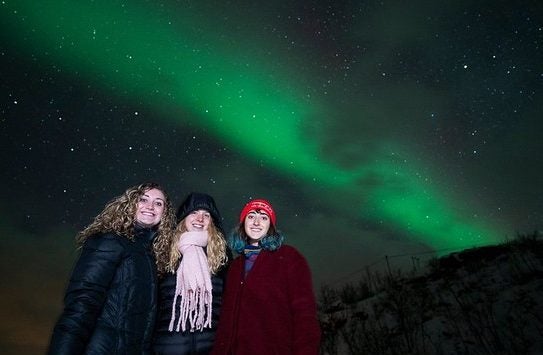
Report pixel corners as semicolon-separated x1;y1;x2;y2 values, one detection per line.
154;218;228;276
76;182;176;246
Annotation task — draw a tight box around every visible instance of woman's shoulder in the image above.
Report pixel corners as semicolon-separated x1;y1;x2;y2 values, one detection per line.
275;244;306;259
83;231;128;250
277;243;299;253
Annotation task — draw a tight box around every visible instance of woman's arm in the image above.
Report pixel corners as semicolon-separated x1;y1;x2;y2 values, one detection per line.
287;248;322;355
48;234;124;354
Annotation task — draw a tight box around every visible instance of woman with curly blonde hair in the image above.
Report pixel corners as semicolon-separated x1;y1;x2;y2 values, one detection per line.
48;182;176;355
152;192;230;355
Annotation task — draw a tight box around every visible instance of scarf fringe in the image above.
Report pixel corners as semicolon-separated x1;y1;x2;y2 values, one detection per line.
168;231;213;332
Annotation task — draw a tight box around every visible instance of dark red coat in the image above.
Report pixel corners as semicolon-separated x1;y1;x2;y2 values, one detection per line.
211;245;321;355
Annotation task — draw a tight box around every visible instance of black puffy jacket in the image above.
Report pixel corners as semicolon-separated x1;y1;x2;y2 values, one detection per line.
48;225;158;355
152;259;228;355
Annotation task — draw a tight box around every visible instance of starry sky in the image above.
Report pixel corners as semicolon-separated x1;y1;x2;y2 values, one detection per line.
1;0;542;353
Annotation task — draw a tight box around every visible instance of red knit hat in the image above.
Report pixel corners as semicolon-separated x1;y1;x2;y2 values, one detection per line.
239;199;276;226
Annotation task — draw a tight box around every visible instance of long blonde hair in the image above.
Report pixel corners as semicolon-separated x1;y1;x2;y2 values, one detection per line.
76;182;176;246
154;218;228;276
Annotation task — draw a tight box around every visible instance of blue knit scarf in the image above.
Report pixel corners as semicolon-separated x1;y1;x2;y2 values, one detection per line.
243;245;262;276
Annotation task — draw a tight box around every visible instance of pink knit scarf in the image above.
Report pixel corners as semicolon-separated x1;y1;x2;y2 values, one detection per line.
169;231;212;332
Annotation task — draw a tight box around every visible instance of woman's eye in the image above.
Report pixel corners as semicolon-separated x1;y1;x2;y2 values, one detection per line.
154;201;163;207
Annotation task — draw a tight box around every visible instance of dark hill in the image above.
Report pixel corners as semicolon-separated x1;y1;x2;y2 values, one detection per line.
319;232;543;355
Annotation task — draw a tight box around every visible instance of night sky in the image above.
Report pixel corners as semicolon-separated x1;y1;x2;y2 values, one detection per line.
1;0;542;353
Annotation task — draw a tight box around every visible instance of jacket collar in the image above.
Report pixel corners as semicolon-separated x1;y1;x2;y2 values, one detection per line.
134;223;159;246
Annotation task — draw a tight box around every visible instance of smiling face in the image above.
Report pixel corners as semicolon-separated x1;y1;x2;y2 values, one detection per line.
135;188;166;227
244;210;271;245
184;209;211;232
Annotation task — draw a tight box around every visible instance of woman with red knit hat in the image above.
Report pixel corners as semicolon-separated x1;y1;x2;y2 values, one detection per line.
211;198;321;355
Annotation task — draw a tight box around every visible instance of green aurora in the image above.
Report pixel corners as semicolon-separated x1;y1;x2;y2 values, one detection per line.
2;0;505;250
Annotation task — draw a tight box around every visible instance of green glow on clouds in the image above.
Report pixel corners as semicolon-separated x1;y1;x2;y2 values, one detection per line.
2;0;503;250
